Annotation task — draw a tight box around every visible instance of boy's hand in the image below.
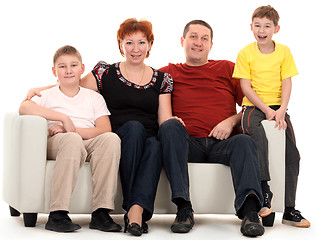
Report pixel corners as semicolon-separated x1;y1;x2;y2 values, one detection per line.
49;124;66;136
61;115;76;133
274;108;287;130
264;108;276;121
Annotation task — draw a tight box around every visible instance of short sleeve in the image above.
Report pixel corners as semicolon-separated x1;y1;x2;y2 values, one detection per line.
31;95;42;105
91;91;111;120
160;72;173;94
30;89;50;107
233;49;251;80
281;46;298;79
91;61;110;90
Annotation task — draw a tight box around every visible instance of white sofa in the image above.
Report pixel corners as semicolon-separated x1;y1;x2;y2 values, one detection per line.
2;112;285;227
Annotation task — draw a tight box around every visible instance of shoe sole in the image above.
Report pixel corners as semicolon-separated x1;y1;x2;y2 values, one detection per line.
89;222;122;232
45;224;81;233
282;219;311;228
171;224;192;233
259;207;273;217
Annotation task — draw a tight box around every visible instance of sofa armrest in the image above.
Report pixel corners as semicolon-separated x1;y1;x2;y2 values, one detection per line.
262;120;285;212
3;113;48;212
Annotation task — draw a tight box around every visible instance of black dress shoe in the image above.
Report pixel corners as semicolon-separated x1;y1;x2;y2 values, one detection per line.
45;213;81;233
240;211;265;237
124;213;143;236
142;221;148;234
89;211;122;232
171;207;194;233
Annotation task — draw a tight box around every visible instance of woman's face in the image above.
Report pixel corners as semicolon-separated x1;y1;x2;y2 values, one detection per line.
120;31;152;64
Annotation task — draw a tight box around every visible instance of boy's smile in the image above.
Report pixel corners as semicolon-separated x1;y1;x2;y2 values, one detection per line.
251;17;280;53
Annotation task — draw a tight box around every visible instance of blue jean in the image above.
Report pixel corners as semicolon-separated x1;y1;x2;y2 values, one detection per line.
158;119;263;218
115;121;162;221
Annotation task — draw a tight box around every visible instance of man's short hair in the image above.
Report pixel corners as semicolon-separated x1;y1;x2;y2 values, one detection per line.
183;20;213;41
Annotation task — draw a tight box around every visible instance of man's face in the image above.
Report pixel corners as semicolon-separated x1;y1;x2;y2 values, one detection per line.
181;24;213;66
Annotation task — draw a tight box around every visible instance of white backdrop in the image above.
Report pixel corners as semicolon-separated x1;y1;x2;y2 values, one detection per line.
0;0;315;219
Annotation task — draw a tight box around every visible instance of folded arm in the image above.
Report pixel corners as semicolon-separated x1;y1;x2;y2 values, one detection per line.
19;100;76;133
76;115;111;140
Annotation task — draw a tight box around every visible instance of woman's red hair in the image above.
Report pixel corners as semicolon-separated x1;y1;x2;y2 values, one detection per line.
117;18;154;58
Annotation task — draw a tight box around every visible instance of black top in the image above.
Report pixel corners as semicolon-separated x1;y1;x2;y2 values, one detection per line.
92;61;173;136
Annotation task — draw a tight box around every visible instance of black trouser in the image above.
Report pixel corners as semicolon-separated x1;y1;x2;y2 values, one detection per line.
242;106;300;208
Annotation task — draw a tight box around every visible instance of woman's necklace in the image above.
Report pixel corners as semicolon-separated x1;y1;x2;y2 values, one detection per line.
124;62;146;85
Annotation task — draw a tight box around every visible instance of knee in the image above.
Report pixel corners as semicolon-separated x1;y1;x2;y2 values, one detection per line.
60;132;83;148
159;118;183;136
118;121;146;139
160;118;180;130
98;132;121;150
58;132;86;162
235;134;256;147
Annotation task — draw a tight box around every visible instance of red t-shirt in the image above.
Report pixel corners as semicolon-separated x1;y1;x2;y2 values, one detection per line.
159;60;243;138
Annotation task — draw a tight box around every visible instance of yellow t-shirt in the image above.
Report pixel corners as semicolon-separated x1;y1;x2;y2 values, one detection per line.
233;42;298;106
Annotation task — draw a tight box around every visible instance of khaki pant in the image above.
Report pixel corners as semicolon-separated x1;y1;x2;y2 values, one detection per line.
47;132;121;212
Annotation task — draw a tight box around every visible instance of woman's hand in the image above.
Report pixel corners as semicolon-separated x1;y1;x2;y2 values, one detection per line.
23;88;42;102
171;116;185;127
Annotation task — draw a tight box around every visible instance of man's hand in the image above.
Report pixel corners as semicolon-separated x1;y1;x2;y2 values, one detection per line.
208;118;234;140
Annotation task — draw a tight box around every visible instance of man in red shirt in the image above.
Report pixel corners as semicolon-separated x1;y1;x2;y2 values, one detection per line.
159;20;264;237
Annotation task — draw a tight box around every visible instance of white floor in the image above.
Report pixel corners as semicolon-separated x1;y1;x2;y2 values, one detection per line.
0;201;314;240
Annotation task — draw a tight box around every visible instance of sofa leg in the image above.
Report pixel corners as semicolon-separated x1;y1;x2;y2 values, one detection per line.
9;206;21;217
23;213;38;227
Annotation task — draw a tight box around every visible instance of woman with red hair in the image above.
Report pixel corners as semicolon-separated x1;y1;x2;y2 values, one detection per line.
81;18;181;236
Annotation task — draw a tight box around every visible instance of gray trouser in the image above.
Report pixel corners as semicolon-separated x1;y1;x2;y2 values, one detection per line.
242;106;300;208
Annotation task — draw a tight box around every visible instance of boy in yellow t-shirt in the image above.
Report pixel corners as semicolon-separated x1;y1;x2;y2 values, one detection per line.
233;5;310;228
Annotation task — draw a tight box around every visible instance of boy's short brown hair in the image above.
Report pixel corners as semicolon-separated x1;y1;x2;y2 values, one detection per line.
252;5;280;26
53;45;82;66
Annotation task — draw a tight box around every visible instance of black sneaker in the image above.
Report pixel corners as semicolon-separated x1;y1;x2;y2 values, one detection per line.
240;211;265;237
259;191;273;217
89;211;122;232
171;207;194;233
45;213;81;233
282;209;310;228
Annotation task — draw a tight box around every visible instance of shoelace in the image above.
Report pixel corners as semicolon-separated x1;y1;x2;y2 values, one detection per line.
290;210;304;220
262;192;272;207
177;208;192;222
247;212;260;223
